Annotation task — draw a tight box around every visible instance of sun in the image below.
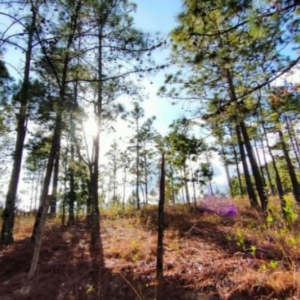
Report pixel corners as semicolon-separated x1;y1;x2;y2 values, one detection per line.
82;118;99;139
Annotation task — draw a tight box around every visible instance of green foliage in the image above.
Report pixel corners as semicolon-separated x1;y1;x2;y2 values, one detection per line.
236;228;246;250
283;195;298;226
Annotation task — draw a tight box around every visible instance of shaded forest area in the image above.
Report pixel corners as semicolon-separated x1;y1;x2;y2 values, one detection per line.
1;0;300;299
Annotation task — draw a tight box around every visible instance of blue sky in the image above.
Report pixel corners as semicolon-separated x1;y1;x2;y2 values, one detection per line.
134;0;183;34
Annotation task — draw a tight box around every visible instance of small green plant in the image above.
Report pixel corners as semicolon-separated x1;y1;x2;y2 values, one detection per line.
132;252;140;262
131;239;138;250
250;244;257;257
266;204;276;227
270;260;280;269
260;263;268;271
86;284;95;294
283;196;297;226
130;239;140;262
236;229;246;250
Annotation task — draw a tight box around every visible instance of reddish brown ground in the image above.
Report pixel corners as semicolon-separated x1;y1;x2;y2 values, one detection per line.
0;206;299;300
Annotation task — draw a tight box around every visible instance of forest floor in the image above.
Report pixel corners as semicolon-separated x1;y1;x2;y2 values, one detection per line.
1;201;300;300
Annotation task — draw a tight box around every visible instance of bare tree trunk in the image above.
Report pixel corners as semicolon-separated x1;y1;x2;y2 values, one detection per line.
30;174;35;212
254;138;266;186
262;123;286;218
259;132;275;195
285;116;300;169
1;6;36;245
29;114;62;278
89;21;104;246
225;67;266;210
278;129;300;204
68;143;76;225
183;165;191;206
225;163;233;197
192;179;197;207
122;166;127;211
156;153;165;283
144;156;148;205
240;119;267;211
50;152;60;216
236;124;259;209
28;0;81;275
170;164;176;205
232;142;244;196
34;168;41;211
136;127;140;210
287;117;300;161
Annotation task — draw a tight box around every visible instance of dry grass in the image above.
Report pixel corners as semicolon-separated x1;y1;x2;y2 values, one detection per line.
0;201;300;299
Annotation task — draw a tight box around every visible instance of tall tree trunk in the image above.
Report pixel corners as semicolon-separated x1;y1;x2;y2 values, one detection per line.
239;120;268;211
113;158;117;204
30;174;35;212
221;144;233;197
236;124;259;209
28;0;81;275
31;117;61;242
278;129;300;204
170;164;176;205
50;152;60;216
62;152;68;227
122;166;127;211
254;138;266;186
231;141;244;196
144;155;148;205
260;134;275;195
224;162;233;197
136;125;140;210
89;21;104;246
287;117;300;161
226;68;267;211
68;143;76;225
1;6;36;245
156;152;165;283
183;164;191;206
34;168;42;212
285;116;300;169
262;123;286;217
86;177;92;221
192;179;197;207
90;136;100;245
29;114;62;278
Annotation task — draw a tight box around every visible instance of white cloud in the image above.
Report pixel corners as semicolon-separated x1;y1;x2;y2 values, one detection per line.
272;65;300;87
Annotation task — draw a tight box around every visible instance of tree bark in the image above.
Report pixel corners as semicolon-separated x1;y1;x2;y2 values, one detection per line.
260;134;275;195
156;153;165;283
278;129;300;204
29;113;62;278
28;0;81;276
236;124;259;209
254;138;266;186
226;68;267;211
285;116;300;169
183;164;191;206
68;143;76;225
232;144;244;196
170;164;176;205
239;120;268;211
1;5;36;245
50;151;60;216
144;155;149;205
136;123;140;210
262;123;286;217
